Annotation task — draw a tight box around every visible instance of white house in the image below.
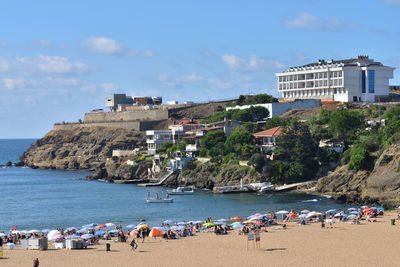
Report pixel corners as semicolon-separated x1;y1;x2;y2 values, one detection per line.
276;55;395;102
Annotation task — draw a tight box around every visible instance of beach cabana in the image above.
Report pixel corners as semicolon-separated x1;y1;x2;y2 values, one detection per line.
149;228;163;237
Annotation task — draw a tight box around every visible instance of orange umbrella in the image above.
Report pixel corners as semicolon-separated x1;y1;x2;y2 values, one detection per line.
288;213;298;218
95;225;107;229
231;217;242;221
149;228;163;237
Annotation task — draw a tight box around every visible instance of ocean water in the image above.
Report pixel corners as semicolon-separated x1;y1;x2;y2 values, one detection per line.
0;139;354;232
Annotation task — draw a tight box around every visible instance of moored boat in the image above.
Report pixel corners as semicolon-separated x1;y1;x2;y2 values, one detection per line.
167;186;195;195
146;192;174;203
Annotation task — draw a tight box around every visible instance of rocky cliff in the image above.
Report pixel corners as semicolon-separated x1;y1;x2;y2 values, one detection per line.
316;142;400;207
20;125;145;170
163;162;263;189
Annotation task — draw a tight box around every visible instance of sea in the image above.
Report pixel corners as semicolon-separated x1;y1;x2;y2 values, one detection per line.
0;139;355;232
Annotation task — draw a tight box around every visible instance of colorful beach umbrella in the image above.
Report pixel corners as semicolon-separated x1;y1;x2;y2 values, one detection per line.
288;213;298;218
81;234;94;239
95;225;107;229
231;217;242;221
231;223;244;228
202;222;215;227
137;224;149;229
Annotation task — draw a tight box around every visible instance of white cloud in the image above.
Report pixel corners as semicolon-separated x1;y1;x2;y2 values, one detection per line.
284;12;358;30
83;37;154;57
83;37;124;55
221;54;284;72
0;78;29;90
0;55;89;75
100;82;118;93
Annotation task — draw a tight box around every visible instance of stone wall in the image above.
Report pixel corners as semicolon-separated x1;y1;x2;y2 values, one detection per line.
84;109;169;123
54;121;141;131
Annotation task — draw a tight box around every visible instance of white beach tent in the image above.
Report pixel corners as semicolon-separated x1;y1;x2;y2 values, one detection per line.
47;230;61;241
276;210;289;214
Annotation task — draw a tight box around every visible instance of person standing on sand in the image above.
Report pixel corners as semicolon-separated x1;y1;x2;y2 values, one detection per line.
130;238;138;251
33;258;39;267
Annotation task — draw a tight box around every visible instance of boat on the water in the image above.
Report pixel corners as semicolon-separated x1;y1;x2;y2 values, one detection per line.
167;186;195;195
146;192;173;203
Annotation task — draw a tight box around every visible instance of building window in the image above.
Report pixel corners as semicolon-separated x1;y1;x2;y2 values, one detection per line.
368;70;375;93
361;70;366;93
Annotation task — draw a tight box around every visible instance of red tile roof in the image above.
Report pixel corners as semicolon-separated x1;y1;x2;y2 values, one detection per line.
183;135;204;139
253;126;285;137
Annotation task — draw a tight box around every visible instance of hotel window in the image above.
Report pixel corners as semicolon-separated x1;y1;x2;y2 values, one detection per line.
323;72;327;78
368;70;375;93
361;70;366;93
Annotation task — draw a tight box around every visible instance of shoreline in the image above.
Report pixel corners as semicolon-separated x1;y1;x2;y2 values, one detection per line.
2;212;399;267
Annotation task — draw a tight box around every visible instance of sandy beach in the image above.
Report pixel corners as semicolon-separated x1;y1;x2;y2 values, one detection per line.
1;212;399;267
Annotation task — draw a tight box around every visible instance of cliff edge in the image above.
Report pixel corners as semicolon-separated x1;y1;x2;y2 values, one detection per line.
316;142;400;207
20;125;145;170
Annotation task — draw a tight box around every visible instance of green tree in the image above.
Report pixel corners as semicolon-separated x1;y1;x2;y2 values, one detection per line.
201;130;226;150
263;117;292;130
248;153;266;173
348;144;369;171
328;108;364;144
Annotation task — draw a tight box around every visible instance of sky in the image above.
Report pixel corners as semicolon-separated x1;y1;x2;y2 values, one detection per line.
1;0;400;138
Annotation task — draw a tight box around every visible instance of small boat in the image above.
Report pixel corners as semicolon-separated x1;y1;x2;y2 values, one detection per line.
146;198;174;203
259;183;275;193
146;192;173;203
167;186;195;195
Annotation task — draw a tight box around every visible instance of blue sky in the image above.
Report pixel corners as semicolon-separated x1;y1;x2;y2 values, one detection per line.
1;0;400;138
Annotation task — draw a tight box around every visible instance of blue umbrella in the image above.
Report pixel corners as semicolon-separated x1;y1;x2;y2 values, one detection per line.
350;211;359;214
348;208;357;211
214;222;225;225
298;214;307;219
377;207;384;210
126;224;136;229
170;226;185;231
326;209;336;213
108;229;119;234
177;222;187;225
216;219;227;222
348;214;357;218
231;223;244;228
95;231;106;235
81;234;94;239
41;229;51;233
163;220;175;224
66;234;81;239
153;226;169;231
77;228;91;234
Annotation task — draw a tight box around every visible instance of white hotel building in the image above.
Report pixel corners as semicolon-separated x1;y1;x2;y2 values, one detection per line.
277;55;394;102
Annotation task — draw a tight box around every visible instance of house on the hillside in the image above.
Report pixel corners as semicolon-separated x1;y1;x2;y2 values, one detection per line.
253;126;286;151
319;139;345;153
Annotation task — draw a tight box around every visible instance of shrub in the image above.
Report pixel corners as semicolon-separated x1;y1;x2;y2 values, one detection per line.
348;144;369;171
184;160;197;170
379;154;393;166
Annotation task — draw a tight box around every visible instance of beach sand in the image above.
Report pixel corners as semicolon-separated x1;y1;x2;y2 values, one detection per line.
2;212;400;267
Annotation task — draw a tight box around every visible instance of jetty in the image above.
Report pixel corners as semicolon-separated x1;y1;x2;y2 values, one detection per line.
213;181;312;194
137;170;175;187
274;181;312;192
113;179;149;184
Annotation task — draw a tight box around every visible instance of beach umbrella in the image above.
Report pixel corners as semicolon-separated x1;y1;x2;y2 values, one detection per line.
348;215;357;218
81;234;94;239
298;214;307;219
77;228;91;234
177;222;188;225
243;220;253;224
29;230;40;234
231;223;244;228
252;220;262;225
214;222;225;225
108;229;119;234
41;229;51;233
202;222;215;227
350;211;359;215
361;206;369;209
377;207;384;210
246;215;258;220
288;213;298;218
231;217;242;221
130;229;138;235
326;209;336;213
47;230;61;241
137;224;149;229
306;211;319;218
363;208;372;213
153;226;169;231
397;206;400;209
66;227;77;232
53;235;65;241
325;219;335;224
149;228;163;237
95;225;107;229
95;231;106;235
171;226;185;231
216;219;227;222
276;210;289;215
126;224;136;229
334;213;343;217
163;220;175;225
81;225;95;229
19;230;29;235
348;208;357;211
249;216;260;221
193;220;204;224
301;210;310;214
105;223;116;228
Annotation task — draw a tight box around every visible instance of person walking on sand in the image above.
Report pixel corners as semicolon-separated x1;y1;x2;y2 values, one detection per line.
33;258;39;267
130;238;138;251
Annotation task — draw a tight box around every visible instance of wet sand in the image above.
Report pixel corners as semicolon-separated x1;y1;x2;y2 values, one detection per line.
2;212;400;267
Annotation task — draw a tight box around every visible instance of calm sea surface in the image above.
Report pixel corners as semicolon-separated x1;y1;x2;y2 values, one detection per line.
0;139;354;232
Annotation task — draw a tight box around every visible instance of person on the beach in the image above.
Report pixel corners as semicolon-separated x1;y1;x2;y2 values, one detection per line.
33;258;39;267
130;238;138;251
